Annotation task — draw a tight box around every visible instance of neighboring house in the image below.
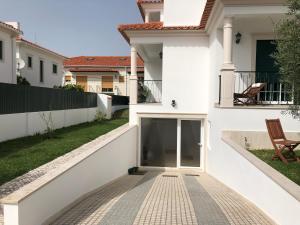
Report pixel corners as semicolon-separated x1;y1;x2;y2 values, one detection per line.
0;21;22;84
5;22;67;88
64;56;144;95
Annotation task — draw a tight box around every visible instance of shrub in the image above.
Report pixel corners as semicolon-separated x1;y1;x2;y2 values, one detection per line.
60;84;84;92
17;76;30;86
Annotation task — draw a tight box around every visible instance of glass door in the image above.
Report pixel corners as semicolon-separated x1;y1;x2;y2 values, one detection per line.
179;120;201;168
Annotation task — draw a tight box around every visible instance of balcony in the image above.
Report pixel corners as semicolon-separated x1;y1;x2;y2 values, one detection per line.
219;71;293;106
138;79;162;104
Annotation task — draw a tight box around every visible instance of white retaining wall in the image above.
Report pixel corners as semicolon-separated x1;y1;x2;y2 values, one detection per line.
220;133;300;225
2;125;137;225
0;94;115;142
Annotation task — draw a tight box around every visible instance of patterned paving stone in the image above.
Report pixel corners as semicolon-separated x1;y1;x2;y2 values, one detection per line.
51;175;144;225
184;175;230;225
24;171;275;225
98;172;158;225
133;173;198;225
195;174;276;225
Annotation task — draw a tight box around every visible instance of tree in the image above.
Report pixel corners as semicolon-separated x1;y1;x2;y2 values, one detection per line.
274;0;300;119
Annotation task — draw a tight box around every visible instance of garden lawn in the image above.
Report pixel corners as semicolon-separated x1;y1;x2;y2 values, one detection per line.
251;150;300;185
0;118;128;185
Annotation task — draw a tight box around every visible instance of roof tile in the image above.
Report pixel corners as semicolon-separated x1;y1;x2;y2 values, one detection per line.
64;56;144;67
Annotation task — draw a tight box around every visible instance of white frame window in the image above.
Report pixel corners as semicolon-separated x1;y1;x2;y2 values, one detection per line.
0;40;4;61
52;63;58;74
39;59;44;83
27;55;33;69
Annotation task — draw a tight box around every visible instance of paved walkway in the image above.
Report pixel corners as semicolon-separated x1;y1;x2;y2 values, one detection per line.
51;172;275;225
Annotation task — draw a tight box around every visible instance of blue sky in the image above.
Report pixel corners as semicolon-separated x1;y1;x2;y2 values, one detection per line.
0;0;142;57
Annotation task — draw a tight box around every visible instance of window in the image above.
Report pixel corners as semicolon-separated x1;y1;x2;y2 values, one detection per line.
52;64;58;74
40;60;44;82
0;41;3;61
119;76;125;83
102;76;113;93
28;56;32;68
102;88;113;93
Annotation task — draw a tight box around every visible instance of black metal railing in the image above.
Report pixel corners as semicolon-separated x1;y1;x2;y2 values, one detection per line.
234;71;293;105
0;82;97;115
138;80;162;103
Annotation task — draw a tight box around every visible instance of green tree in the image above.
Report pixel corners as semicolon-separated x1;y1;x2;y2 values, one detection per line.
274;0;300;119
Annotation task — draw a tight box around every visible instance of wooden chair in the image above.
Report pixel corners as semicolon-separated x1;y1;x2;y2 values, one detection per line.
234;83;266;105
266;119;300;164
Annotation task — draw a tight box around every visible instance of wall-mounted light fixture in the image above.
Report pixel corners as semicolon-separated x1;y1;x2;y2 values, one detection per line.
171;100;176;108
235;32;242;44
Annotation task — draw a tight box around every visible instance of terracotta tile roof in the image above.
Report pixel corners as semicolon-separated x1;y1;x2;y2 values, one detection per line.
64;56;144;67
67;67;144;73
0;21;22;35
200;0;216;29
118;22;201;42
119;0;216;42
17;37;67;59
137;0;164;20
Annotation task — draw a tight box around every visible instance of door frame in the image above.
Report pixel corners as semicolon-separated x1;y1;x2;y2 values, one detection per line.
177;119;204;169
137;113;207;171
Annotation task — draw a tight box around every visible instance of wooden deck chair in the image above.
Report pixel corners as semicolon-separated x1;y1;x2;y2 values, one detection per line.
234;83;266;105
266;119;300;164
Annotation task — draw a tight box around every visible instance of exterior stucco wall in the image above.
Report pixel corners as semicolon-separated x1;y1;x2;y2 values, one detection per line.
164;0;206;26
17;44;64;88
130;35;209;125
0;29;16;84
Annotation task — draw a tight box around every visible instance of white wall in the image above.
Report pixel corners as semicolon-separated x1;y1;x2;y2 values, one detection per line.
0;108;98;142
164;0;206;26
0;29;16;84
18;44;64;88
130;35;209;125
3;125;137;225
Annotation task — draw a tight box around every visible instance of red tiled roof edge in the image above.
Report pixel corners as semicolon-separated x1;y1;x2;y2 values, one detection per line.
17;37;68;59
64;56;144;67
200;0;216;29
137;0;164;20
118;22;201;43
0;21;22;35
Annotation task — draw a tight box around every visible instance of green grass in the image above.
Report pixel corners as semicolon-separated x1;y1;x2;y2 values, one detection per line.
0;117;128;185
250;150;300;185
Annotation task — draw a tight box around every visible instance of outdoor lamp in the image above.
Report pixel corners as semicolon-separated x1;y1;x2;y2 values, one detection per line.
171;100;176;108
235;32;242;44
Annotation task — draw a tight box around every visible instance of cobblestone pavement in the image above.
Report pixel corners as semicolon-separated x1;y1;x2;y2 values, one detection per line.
51;172;275;225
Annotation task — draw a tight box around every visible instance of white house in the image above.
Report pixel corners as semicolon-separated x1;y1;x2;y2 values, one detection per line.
5;22;68;88
0;21;22;84
16;37;67;88
64;56;144;95
118;0;300;223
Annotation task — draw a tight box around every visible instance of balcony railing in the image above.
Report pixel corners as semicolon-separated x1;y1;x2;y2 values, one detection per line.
138;80;162;103
234;71;293;105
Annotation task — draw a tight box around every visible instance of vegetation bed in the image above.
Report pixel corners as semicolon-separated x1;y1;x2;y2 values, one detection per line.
251;150;300;185
0;117;128;185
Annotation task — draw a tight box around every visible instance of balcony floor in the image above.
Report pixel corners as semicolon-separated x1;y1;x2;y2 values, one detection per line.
51;171;275;225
